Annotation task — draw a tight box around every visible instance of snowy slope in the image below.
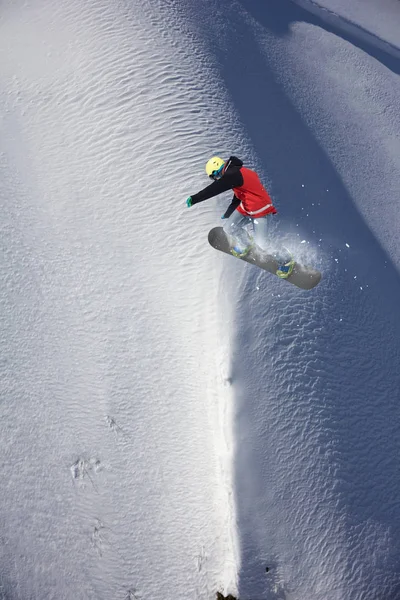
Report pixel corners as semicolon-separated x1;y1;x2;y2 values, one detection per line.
1;0;400;599
0;1;246;598
200;1;400;598
180;0;400;598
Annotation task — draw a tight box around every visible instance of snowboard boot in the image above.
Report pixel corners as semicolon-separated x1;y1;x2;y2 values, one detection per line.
276;258;295;279
231;244;252;258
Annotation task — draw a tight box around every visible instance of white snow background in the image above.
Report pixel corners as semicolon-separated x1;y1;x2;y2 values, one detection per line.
0;0;399;599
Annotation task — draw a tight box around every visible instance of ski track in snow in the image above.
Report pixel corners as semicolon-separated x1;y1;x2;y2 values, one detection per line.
1;0;400;599
292;0;400;53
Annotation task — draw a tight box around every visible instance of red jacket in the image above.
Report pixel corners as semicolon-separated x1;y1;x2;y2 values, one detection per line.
190;156;277;219
234;167;277;218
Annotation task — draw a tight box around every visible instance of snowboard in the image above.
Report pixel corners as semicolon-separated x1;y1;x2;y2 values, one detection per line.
208;227;321;290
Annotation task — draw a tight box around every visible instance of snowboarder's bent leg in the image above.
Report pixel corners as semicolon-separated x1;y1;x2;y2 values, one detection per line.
223;210;253;256
253;215;288;258
252;216;269;250
252;216;295;278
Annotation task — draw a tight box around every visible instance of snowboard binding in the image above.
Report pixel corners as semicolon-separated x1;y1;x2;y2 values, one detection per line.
230;244;253;258
276;259;295;279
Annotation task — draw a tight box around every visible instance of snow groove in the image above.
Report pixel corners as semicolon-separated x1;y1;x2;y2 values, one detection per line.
291;0;400;60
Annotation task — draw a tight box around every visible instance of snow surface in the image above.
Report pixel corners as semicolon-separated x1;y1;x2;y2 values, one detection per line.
0;0;399;599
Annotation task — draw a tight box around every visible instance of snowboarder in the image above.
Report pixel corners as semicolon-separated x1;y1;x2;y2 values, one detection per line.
186;156;295;278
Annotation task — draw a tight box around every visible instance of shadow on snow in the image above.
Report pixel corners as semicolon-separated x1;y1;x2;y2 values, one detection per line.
190;0;400;598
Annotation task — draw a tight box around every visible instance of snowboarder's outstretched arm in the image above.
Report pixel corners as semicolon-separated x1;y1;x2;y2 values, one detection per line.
189;169;243;206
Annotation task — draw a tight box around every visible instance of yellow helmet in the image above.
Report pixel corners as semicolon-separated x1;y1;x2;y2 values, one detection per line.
205;156;225;179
